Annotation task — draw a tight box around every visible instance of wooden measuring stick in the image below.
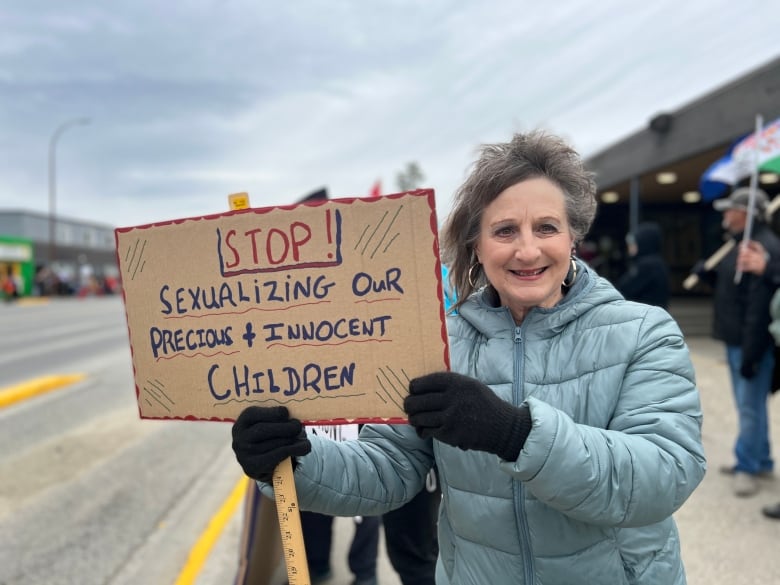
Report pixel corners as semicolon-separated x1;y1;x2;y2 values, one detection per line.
272;457;311;585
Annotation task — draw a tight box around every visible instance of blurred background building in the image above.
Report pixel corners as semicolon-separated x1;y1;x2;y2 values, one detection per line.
2;55;778;308
0;209;117;297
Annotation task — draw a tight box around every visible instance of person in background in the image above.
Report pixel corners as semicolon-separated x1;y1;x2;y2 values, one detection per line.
614;221;670;308
1;265;18;301
299;510;380;585
232;130;706;584
692;187;780;497
381;472;439;585
738;240;780;396
734;237;780;518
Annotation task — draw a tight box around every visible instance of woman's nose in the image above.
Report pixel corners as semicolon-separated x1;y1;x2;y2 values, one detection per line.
513;234;541;262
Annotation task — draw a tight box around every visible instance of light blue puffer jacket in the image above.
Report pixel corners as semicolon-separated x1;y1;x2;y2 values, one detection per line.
271;260;707;584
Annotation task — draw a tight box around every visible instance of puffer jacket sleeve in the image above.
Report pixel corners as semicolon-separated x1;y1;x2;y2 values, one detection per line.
500;306;706;528
260;423;434;517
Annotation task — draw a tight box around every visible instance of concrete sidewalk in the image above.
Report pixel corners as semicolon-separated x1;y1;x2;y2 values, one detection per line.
203;336;780;585
676;337;780;585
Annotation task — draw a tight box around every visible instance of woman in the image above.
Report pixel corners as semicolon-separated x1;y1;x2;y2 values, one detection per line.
232;130;706;584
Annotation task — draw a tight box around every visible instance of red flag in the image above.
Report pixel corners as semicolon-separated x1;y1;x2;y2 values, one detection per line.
369;180;382;198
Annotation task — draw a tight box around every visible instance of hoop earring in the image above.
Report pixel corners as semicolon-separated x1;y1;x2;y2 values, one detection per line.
468;263;480;288
562;257;577;288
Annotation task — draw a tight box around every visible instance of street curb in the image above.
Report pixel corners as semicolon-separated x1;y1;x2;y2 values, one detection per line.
16;298;51;307
0;374;87;408
174;476;249;585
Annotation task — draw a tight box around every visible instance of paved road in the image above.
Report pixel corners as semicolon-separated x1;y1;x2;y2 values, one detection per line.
201;336;780;585
0;297;241;585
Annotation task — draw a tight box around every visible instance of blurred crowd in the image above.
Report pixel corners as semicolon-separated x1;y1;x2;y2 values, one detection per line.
1;264;120;301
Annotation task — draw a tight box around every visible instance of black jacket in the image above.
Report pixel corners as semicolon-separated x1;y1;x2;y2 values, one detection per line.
615;222;670;308
698;222;780;366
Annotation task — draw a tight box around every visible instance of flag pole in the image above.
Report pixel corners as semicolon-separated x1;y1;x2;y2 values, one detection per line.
734;113;764;284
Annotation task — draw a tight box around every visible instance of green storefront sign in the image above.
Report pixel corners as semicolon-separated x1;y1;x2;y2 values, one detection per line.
0;236;34;297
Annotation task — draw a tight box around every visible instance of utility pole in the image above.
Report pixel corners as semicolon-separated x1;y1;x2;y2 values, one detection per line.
48;117;90;265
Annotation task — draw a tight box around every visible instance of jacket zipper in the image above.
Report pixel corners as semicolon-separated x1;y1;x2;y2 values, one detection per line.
514;326;535;584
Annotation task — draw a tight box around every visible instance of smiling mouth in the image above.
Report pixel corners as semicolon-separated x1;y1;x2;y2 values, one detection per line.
510;267;546;277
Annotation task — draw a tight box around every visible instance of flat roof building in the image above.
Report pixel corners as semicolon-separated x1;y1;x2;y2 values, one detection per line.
0;209;117;295
583;55;780;294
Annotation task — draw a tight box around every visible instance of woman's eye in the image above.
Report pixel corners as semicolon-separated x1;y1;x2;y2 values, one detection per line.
538;223;559;234
495;226;514;237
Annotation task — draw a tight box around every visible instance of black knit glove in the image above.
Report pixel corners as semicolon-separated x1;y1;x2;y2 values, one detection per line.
231;406;311;482
404;372;532;461
740;361;757;379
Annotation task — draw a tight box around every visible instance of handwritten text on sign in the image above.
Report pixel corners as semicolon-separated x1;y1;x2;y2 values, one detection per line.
116;191;449;423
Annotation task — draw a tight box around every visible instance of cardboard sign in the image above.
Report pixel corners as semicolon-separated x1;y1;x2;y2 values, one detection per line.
116;190;449;423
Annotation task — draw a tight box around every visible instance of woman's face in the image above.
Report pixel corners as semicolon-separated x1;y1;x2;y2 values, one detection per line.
474;177;574;323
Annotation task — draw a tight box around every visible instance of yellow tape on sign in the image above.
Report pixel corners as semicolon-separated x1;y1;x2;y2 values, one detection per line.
228;192;251;210
273;457;311;585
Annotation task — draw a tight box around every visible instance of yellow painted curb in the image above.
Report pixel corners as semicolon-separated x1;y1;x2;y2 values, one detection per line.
174;475;249;585
0;374;87;408
16;298;51;307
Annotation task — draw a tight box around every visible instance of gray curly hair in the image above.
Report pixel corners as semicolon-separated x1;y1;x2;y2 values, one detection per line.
440;130;597;311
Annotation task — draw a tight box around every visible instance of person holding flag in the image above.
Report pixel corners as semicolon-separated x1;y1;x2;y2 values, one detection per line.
692;187;780;497
734;234;780;517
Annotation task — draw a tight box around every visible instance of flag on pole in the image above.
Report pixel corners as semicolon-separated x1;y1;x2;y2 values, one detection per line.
369;180;382;198
700;116;780;201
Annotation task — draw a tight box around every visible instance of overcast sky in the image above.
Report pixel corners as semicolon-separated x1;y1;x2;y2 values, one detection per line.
1;1;777;228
